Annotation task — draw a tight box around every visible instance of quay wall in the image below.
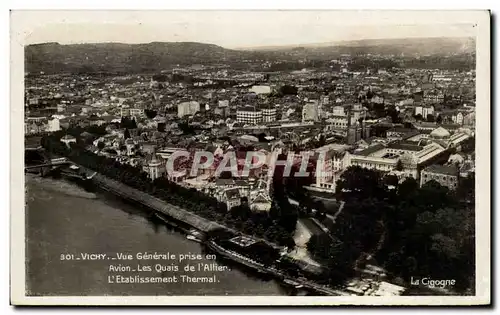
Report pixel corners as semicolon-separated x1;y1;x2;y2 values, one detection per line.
91;173;229;233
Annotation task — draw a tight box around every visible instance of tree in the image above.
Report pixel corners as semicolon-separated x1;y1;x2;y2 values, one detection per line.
279;85;298;96
372;103;386;118
457;172;475;204
384;174;400;187
426;114;435;122
336;166;387;201
318;134;326;147
307;234;335;261
219;171;233;179
144;109;157;119
436;114;443;124
124;128;131;139
414;114;423;122
120;116;138;129
395;159;404;171
257;133;268;142
97;141;105;150
366;89;374;99
157;123;166;132
385;105;401;123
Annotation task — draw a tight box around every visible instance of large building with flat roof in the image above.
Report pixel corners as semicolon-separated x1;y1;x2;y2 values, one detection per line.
236;106;263;125
348;140;449;179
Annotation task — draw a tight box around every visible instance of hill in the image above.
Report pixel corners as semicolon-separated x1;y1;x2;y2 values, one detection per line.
25;37;475;74
25;42;264;74
247;37;475;56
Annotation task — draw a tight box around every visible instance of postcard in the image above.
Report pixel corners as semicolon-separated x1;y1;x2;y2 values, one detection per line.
11;10;490;306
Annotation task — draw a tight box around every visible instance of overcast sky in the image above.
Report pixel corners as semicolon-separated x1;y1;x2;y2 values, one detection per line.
17;11;477;48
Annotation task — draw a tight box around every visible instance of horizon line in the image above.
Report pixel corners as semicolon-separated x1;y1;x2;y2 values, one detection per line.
25;35;476;50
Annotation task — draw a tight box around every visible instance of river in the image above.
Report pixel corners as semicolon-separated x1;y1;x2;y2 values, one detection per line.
25;175;288;296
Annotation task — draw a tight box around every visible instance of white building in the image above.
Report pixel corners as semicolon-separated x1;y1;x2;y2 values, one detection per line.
249;179;272;212
462;112;475;126
302;101;319;122
332;105;346;116
236;107;263;125
218;100;229;108
348;141;449;179
249;85;271;95
57;104;66;113
262;108;277;123
124;139;135;156
415;105;435;119
326;116;349;129
452;112;464;125
311;144;352;192
46;118;60;132
351;104;367;123
321;96;330;106
177;101;200;118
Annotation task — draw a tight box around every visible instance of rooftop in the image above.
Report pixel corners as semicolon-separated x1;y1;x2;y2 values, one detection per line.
355;143;386;157
423;164;459;176
224;188;240;200
388;142;423;152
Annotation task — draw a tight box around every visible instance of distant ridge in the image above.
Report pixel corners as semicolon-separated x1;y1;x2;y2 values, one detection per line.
239;37;476;53
25;37;475;74
25;41;251;74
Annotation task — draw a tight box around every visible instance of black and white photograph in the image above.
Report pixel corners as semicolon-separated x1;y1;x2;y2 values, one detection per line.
11;10;490;305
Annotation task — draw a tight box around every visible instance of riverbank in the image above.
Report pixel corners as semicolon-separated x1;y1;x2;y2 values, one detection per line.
90;172;231;234
86;169;283;249
26;173;97;200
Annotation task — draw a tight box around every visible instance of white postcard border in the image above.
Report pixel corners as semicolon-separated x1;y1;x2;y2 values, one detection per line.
10;9;491;306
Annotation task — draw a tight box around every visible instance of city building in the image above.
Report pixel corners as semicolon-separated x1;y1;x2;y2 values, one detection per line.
236;106;263;125
302;101;320;122
144;154;166;181
350;104;367;123
423;90;445;104
46;117;60;132
332;105;346;116
327;116;349;129
420;164;459;190
262;108;277;123
124;139;135;156
452;112;464;125
348;140;449;179
249;85;271;95
218;100;229;108
121;107;145;118
429;127;451;139
178;101;200;118
386;128;419;142
415;105;435;119
214;106;230;117
311;144;351;192
220;188;241;210
248;178;272;212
